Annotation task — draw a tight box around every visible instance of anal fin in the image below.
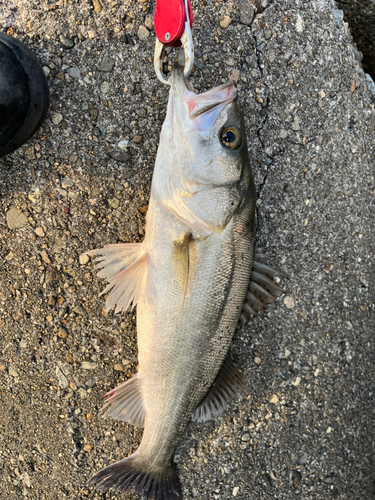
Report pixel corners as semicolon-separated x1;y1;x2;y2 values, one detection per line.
239;251;284;327
191;355;244;423
101;373;145;428
88;243;148;314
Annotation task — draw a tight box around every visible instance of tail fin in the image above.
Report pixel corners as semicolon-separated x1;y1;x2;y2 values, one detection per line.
87;452;182;500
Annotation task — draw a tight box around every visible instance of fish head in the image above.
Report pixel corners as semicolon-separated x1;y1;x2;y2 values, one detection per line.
154;64;252;232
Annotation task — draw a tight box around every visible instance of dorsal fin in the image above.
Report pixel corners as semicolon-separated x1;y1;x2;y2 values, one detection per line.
238;251;284;327
89;243;148;314
191;355;244;423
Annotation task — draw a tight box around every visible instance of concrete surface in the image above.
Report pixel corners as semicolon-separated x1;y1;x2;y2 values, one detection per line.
0;0;374;499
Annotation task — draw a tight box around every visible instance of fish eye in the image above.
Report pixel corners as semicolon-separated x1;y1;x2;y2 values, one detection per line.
220;126;241;150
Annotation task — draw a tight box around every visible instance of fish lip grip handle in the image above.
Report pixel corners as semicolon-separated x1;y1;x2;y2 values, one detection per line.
154;0;193;47
154;0;194;85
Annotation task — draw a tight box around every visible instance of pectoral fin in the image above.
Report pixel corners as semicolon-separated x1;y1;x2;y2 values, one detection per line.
174;234;192;308
192;355;244;423
89;243;148;314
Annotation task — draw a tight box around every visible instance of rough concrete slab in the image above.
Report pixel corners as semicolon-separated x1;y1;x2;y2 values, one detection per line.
0;1;374;499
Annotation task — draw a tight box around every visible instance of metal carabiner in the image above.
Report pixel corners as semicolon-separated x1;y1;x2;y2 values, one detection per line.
154;0;194;85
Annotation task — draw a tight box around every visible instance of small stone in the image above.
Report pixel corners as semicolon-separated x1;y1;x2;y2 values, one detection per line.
270;394;279;404
73;305;86;315
35;227;45;237
109;150;129;162
241;433;250;442
55;366;68;389
296;14;304;32
9;366;18;377
138;204;148;215
137;26;150;41
56;188;68;197
133;135;142;144
25;145;35;160
292;470;302;488
5;252;14;261
40;251;51;264
78;388;87;399
254;356;261;365
67;67;81;79
48;296;57;306
28;188;40;204
81;361;97;370
232;486;239;497
220;15;231;29
83;444;92;452
284;296;295;309
117;140;128;151
59;35;74;48
61;176;74;189
7;206;28;229
79;254;90;265
114;364;124;371
365;74;375;97
238;0;254;26
55;71;64;82
89;108;99;121
292;116;300;131
326;426;333;434
264;29;272;40
294;376;301;386
279;129;288;139
43;66;51;76
58;326;69;339
268;50;276;62
66;353;73;363
350;80;356;92
99;56;115;72
299;452;308;465
333;9;344;24
101;81;110;93
145;15;154;30
92;0;102;13
51;113;63;125
228;69;240;82
108;197;120;209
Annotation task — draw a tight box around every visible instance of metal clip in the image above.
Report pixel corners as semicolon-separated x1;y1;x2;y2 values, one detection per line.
154;2;194;85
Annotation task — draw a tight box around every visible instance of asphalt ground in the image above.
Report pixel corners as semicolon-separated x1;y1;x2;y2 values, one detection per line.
0;1;374;499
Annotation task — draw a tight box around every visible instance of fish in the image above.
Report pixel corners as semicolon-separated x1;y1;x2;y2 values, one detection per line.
87;64;283;499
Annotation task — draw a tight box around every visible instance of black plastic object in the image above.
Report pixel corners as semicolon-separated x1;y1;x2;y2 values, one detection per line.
0;33;50;158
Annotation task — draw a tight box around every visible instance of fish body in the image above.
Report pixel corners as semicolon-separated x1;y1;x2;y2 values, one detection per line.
88;65;259;499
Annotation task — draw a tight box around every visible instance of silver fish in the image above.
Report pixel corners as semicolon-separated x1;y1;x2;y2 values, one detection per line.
88;65;282;499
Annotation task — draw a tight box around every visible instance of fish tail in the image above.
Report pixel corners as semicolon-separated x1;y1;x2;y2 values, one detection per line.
87;450;181;500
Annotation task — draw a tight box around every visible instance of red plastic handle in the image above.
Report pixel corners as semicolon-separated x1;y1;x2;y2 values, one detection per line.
154;0;193;47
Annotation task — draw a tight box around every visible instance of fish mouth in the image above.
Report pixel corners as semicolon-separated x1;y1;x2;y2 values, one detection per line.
171;63;237;119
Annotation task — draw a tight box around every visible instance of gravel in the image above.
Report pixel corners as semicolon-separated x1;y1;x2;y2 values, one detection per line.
0;1;374;499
